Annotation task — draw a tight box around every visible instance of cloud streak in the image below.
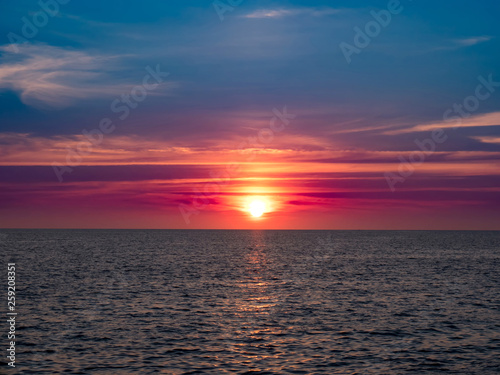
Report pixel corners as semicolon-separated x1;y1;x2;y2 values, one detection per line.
243;7;341;19
455;36;492;46
383;111;500;135
0;44;131;108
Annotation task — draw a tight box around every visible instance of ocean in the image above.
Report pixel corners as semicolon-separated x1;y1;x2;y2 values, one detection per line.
1;230;499;374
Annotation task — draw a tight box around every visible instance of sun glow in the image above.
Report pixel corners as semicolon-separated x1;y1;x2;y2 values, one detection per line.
249;199;267;218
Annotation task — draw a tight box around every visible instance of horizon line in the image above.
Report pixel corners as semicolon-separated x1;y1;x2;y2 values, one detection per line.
1;228;499;231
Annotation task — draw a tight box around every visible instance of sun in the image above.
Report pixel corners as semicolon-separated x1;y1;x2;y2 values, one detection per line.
249;199;266;218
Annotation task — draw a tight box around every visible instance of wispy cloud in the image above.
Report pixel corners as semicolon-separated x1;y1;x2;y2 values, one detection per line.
473;136;500;144
243;7;341;19
455;36;492;46
383;111;500;135
0;44;133;108
427;36;494;53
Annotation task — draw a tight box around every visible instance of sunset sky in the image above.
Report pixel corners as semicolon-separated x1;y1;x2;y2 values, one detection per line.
0;0;499;229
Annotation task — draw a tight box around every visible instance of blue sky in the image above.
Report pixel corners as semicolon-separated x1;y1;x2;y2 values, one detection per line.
1;0;499;138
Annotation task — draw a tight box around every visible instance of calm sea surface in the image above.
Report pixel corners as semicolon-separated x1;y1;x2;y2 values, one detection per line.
1;230;499;374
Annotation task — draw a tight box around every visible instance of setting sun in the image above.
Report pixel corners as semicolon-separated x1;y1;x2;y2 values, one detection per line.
249;199;266;218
